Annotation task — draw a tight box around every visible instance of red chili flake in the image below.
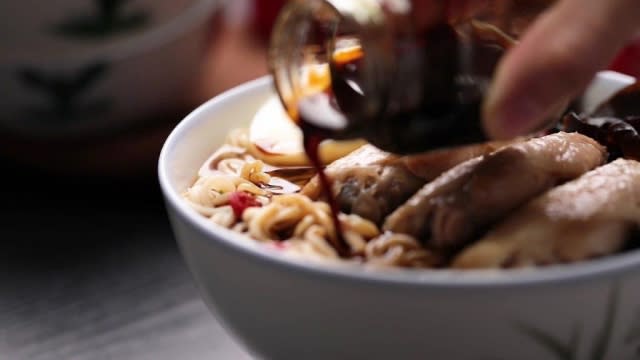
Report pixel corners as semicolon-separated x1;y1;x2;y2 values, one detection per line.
229;191;262;218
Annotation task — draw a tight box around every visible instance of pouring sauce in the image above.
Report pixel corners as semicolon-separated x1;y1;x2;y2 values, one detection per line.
299;119;350;257
291;22;510;256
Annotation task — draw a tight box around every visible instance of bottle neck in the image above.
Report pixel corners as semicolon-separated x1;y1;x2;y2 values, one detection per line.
269;0;404;129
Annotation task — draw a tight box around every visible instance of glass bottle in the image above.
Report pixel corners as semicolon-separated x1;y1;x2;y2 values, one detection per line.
268;0;553;154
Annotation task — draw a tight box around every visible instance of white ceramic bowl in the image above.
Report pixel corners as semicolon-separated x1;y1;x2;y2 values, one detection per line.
0;0;225;139
159;74;640;359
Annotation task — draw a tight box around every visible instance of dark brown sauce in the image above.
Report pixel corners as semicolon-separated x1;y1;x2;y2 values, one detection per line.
299;121;350;257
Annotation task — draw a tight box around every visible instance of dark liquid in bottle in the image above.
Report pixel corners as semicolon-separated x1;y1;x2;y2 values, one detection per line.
329;23;505;154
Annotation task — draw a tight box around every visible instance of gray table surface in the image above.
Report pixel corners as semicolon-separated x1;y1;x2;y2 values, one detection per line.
0;162;252;360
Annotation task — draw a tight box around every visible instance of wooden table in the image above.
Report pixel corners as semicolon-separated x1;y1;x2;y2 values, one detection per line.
0;164;252;359
0;23;266;360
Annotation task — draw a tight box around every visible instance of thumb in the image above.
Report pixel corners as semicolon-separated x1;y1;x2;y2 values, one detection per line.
483;0;640;140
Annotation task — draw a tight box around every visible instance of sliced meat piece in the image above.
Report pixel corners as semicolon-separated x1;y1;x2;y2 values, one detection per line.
302;145;422;224
382;156;484;242
301;144;397;200
384;132;607;250
301;141;511;225
452;159;640;269
332;165;424;225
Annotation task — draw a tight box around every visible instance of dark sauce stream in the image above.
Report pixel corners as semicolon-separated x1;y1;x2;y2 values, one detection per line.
299;119;350;257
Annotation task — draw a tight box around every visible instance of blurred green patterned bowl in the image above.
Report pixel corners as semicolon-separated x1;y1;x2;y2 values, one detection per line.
0;0;225;139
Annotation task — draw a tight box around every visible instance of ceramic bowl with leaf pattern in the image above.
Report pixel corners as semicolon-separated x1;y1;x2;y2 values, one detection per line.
0;0;224;139
160;73;640;360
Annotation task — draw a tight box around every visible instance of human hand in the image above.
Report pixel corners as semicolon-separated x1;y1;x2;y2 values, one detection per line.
482;0;640;139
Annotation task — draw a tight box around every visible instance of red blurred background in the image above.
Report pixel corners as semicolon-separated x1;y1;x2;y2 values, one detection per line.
610;37;640;79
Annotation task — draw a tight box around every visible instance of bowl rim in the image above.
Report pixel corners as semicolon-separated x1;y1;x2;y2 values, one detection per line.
159;75;640;289
2;0;226;66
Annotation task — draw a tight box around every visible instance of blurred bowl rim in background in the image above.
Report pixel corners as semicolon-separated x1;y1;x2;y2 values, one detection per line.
1;0;228;67
0;0;228;138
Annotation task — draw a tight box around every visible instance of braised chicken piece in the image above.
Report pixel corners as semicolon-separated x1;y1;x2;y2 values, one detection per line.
384;132;607;250
302;141;515;224
383;156;483;245
453;159;640;269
